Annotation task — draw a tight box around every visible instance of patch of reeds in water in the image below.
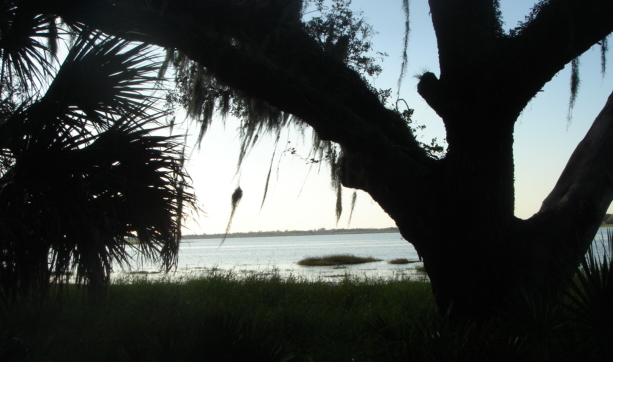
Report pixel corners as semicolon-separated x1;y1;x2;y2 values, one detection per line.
388;258;419;265
298;254;381;266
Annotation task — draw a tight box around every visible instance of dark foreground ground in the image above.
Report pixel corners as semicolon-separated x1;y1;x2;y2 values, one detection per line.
0;273;611;361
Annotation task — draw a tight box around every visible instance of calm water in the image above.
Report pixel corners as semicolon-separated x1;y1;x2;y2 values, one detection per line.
117;232;423;282
115;228;612;282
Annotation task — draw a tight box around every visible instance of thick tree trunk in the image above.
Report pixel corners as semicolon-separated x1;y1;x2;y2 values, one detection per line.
347;114;520;316
348;96;612;317
423;116;517;315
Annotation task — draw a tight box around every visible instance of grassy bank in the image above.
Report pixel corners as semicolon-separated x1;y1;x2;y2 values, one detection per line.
0;271;611;361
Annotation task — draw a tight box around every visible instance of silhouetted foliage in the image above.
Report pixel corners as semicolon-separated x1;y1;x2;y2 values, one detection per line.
565;230;612;358
0;9;194;295
163;0;400;221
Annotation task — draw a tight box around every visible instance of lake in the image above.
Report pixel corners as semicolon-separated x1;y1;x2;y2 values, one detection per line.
115;227;612;282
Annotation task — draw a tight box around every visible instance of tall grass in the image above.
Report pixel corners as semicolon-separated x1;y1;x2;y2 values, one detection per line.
0;231;612;361
0;273;611;361
0;274;435;361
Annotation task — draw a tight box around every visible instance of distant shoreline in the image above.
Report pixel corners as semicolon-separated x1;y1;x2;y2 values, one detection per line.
182;227;400;240
182;215;612;240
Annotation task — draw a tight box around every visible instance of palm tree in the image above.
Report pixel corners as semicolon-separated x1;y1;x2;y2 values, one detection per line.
0;5;194;295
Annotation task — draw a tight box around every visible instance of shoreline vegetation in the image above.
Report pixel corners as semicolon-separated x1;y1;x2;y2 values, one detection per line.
298;254;382;266
1;233;611;361
0;266;610;361
388;258;418;265
1;232;612;362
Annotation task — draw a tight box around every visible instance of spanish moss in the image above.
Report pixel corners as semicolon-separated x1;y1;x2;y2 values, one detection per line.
599;36;609;77
261;134;281;209
335;183;343;222
568;57;580;122
221;186;244;245
397;0;410;97
347;191;357;225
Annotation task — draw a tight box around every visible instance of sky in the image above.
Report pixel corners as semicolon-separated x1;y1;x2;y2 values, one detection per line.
178;0;613;235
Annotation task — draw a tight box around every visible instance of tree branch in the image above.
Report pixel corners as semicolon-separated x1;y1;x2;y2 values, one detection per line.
427;0;503;78
419;0;611;121
505;0;612;112
28;0;440;222
417;0;504;121
31;0;422;155
540;94;612;218
522;93;612;271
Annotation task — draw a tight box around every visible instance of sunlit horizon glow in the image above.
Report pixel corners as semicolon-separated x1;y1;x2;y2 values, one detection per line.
176;1;612;235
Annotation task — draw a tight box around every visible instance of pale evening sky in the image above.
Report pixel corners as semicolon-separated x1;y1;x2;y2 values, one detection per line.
176;0;613;235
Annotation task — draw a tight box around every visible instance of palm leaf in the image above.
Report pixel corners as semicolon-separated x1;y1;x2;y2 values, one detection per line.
0;110;194;289
1;31;163;161
0;23;193;292
43;31;162;129
0;2;57;90
563;229;612;358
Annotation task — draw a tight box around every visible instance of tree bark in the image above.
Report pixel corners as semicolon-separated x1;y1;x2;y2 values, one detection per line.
352;95;611;316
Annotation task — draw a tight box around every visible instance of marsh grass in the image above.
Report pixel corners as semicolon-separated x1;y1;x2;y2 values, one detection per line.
298;254;381;266
0;273;434;361
0;257;612;361
388;258;417;265
0;230;611;361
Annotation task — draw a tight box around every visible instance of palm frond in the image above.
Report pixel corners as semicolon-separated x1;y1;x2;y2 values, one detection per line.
0;25;194;293
1;31;163;156
564;229;612;358
43;31;162;129
0;2;57;90
0;109;194;290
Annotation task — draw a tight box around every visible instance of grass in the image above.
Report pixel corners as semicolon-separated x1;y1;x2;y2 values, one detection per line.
298;254;381;266
0;274;431;361
0;230;611;361
0;265;611;361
